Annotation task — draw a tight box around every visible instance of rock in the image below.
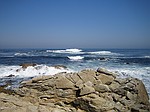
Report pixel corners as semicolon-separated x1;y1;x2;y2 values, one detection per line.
0;68;149;112
114;102;126;111
56;89;75;98
112;93;121;102
39;95;52;99
96;73;114;85
99;57;107;61
77;69;97;84
70;73;83;84
109;81;120;91
94;84;111;93
0;93;38;112
20;63;37;69
84;81;93;87
136;79;149;105
53;65;67;69
74;94;115;112
55;101;66;107
114;78;127;85
55;75;75;89
75;80;84;89
0;86;14;95
113;87;127;96
38;105;51;112
97;68;116;78
51;108;66;112
80;85;95;96
126;91;137;101
26;105;38;112
31;75;53;83
6;74;15;77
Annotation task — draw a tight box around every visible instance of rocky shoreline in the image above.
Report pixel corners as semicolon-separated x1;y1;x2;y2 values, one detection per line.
0;67;150;112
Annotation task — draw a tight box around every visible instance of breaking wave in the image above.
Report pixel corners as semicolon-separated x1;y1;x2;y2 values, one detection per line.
67;56;84;61
0;65;73;78
46;48;83;54
14;53;29;56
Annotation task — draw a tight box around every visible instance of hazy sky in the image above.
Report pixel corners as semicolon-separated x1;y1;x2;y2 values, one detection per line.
0;0;150;49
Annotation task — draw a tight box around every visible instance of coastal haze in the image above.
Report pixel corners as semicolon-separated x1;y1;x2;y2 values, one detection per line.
0;0;150;49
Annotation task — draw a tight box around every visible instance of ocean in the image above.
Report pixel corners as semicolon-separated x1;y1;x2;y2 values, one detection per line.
0;48;150;95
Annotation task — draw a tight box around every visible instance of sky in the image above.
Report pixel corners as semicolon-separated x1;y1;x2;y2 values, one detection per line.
0;0;150;49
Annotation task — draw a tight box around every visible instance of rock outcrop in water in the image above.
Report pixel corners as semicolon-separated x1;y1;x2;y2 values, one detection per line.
0;68;149;112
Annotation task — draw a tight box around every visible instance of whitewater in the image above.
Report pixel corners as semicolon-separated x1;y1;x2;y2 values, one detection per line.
0;48;150;95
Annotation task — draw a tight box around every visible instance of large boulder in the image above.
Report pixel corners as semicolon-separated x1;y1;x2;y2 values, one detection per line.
135;79;149;104
96;73;114;85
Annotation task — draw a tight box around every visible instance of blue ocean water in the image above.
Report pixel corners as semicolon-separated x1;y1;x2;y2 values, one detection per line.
0;48;150;95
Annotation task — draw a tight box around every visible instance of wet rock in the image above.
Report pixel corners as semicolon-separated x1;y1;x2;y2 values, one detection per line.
99;57;107;61
6;74;15;77
0;86;14;95
20;63;37;69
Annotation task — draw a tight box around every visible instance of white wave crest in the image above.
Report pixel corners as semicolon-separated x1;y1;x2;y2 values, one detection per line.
89;51;118;55
46;48;82;54
144;56;150;58
14;53;29;56
0;65;73;78
65;49;82;52
67;56;84;61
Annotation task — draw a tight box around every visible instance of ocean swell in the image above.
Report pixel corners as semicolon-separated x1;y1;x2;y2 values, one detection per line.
88;51;119;55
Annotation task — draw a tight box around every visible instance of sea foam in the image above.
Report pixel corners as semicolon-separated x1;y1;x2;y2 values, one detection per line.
0;65;73;78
